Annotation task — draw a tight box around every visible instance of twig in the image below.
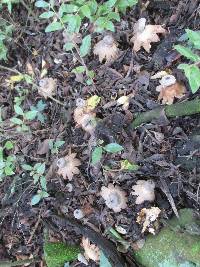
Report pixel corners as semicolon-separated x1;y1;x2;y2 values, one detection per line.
0;258;39;267
131;98;200;128
0;65;21;74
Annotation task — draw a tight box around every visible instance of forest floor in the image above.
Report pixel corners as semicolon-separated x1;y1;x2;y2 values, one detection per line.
0;0;200;266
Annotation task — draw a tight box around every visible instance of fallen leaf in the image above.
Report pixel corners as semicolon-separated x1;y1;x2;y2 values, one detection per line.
131;18;166;52
100;183;127;212
93;35;119;63
157;82;186;105
41;59;48;78
86;95;101;109
81;237;100;262
132;180;155;205
57;151;81;180
37;139;53;155
136;207;161;234
26;61;35;76
151;71;169;79
117;93;134;110
38;77;57;99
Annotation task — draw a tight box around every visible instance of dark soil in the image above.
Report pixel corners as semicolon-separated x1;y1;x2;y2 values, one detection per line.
0;0;200;266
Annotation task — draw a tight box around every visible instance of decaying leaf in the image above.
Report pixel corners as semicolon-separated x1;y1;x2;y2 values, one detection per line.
131;18;166;52
81;237;100;262
38;77;57;99
57;151;81;180
136;207;161;234
74;97;99;134
100;184;127;212
117;93;135;110
151;71;169;80
93;35;119;63
132;180;155;205
26;61;35;76
156;75;186;105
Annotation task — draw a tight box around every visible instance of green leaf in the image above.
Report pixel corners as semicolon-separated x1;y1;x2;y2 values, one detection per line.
14;105;24;116
120;159;139;171
105;21;115;31
33;174;40;184
107;12;120;21
39;11;55;19
80;4;91;18
105;0;117;8
22;164;33;171
35;0;49;8
100;251;112;267
59;4;79;16
4;165;14;176
72;66;86;74
88;70;95;78
40;191;49;198
55;140;65;148
4;141;14;150
186;29;200;49
40;176;47;191
10;117;23;125
24;110;38;120
88;0;98;14
45;22;63;33
174;45;200;62
31;194;41;205
92;147;103;164
67;15;81;33
95;17;107;32
80;34;91;57
104;143;123;153
36;100;46;111
178;64;200;93
64;42;74;51
86;79;93;85
36;163;46;174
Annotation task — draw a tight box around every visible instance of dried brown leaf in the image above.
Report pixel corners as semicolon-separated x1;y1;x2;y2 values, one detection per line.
131;18;166;53
93;35;119;63
57;152;81;180
136;207;161;234
157;82;186;105
81;237;100;262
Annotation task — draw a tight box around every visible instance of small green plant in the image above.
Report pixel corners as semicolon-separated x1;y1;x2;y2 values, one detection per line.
91;141;123;165
22;162;49;205
0;18;13;60
49;140;65;154
175;29;200;93
10;103;38;131
35;0;138;82
0;140;15;181
30;100;47;123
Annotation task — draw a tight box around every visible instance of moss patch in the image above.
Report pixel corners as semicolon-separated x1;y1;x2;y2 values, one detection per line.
44;242;81;267
134;209;200;267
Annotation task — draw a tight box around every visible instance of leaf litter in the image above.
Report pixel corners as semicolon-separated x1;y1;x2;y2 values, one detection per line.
1;1;200;267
